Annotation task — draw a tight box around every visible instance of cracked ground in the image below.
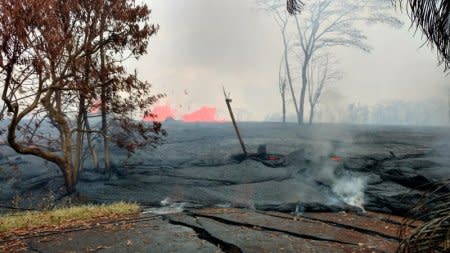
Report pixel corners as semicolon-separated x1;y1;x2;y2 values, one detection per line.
17;208;417;253
1;122;449;252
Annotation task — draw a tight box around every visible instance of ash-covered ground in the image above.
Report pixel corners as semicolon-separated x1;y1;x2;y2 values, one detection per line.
1;122;450;215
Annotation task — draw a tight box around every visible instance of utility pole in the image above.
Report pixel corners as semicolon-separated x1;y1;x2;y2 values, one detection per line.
223;87;248;157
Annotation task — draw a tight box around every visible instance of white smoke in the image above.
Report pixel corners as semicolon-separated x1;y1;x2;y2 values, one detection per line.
304;128;368;212
142;197;186;215
332;176;366;211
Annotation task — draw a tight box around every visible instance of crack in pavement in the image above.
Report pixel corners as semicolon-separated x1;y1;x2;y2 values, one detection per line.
254;210;400;241
186;212;359;247
167;218;242;253
300;215;400;241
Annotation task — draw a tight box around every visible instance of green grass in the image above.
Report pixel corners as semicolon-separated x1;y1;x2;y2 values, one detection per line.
0;202;140;233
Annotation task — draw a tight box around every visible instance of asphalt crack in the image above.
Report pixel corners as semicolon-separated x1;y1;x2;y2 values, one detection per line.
255;210;401;241
189;212;358;246
167;218;242;253
299;215;400;241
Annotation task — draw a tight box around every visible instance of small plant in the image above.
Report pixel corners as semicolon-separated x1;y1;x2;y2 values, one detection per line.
38;190;56;211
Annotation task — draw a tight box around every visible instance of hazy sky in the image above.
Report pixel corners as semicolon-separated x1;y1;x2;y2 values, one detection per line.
128;0;450;121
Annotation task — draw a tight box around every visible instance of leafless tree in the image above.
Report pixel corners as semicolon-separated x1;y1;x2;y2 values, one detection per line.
260;0;298;123
307;54;342;124
292;0;402;124
278;55;287;123
290;1;449;68
262;0;401;124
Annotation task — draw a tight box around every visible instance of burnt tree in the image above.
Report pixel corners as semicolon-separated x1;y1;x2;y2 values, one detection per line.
0;0;162;194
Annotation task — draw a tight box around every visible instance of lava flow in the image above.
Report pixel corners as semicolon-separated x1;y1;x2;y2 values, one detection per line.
143;105;177;122
89;99;102;114
330;156;343;162
182;106;225;123
143;105;225;123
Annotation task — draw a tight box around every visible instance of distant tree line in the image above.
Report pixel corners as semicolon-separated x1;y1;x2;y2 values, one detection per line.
266;98;449;126
302;100;446;126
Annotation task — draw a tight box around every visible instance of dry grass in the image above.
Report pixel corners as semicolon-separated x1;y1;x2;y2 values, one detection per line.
0;202;140;233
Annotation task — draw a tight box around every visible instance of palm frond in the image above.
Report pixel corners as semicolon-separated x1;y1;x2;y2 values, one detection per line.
398;181;450;252
287;0;304;14
397;0;450;69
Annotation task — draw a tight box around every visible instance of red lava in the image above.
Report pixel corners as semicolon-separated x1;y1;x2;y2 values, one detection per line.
330;156;343;162
182;106;224;123
143;104;177;122
89;99;102;114
142;105;225;123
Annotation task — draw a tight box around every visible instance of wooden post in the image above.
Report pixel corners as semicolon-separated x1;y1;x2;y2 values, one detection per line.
223;87;248;157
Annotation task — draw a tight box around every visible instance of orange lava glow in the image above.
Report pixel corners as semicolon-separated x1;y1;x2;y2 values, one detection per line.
143;104;177;122
143;105;225;123
89;100;102;114
330;156;343;162
182;106;225;123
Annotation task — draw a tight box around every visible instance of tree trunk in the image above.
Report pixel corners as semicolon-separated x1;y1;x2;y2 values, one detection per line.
294;15;311;125
47;87;79;194
309;104;315;125
298;62;308;125
84;111;99;171
282;90;286;123
100;14;111;177
62;117;78;194
62;162;76;194
81;52;98;171
282;27;299;120
74;95;85;179
101;86;110;176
